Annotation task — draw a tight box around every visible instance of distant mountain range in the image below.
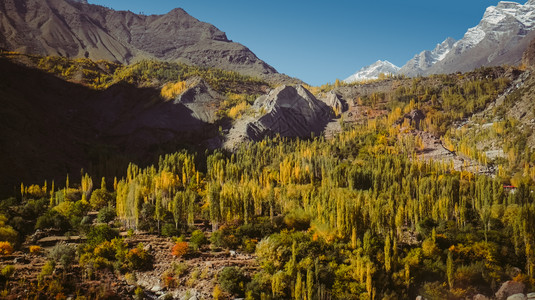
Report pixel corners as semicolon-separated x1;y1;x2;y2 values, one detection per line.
0;0;277;77
346;0;535;81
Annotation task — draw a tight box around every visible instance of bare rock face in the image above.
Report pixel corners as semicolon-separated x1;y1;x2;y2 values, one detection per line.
224;85;333;149
523;37;535;68
0;0;277;77
174;78;222;123
496;281;525;300
320;91;347;115
473;294;490;300
247;85;333;139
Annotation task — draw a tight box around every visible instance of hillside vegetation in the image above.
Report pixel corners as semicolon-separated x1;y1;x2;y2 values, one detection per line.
4;109;535;299
1;52;535;299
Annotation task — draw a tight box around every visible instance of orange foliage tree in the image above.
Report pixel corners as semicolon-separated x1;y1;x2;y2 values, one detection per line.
171;241;189;258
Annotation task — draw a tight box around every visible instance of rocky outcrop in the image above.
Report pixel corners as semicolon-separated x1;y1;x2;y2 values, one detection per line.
523;37;535;68
496;281;525;300
321;91;347;115
224;85;333;149
248;85;333;138
174;78;222;123
0;0;277;77
473;294;490;300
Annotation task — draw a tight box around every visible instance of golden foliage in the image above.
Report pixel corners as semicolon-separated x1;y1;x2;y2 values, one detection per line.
29;245;41;255
0;242;13;255
161;81;188;100
228;101;249;119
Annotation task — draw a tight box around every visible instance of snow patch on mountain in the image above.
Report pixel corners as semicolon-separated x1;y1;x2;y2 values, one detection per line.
344;60;400;83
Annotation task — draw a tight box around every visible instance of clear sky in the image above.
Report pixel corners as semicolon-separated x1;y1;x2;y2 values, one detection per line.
88;0;509;86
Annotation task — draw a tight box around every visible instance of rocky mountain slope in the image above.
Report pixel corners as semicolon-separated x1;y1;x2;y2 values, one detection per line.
523;34;535;67
0;0;277;77
401;0;535;76
344;60;400;83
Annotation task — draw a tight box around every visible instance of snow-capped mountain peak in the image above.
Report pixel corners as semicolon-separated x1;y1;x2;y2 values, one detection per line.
456;0;535;53
400;0;535;77
434;37;457;61
344;60;400;83
398;37;456;76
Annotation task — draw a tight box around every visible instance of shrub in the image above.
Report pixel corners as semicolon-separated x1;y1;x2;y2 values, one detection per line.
223;234;241;249
35;209;70;232
172;262;188;277
243;238;258;253
48;243;76;270
87;224;118;245
94;241;116;260
161;223;179;237
171;242;189;258
39;260;55;281
89;189;113;210
0;242;13;255
218;266;246;296
283;209;311;231
29;245;41;255
213;284;223;300
210;230;224;248
96;207;116;224
186;268;200;287
124;272;137;285
125;243;152;271
161;269;176;288
0;215;18;244
189;230;207;251
134;286;144;300
422;238;439;257
1;265;15;278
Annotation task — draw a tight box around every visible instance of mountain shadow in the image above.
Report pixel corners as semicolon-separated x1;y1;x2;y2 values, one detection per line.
0;58;212;197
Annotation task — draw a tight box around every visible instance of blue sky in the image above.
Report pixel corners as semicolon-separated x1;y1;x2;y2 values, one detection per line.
89;0;507;85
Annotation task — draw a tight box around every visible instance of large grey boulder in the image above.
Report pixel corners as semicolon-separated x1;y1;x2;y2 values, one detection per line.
473;294;490;300
496;281;526;300
224;85;333;149
246;85;333;139
507;294;527;300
